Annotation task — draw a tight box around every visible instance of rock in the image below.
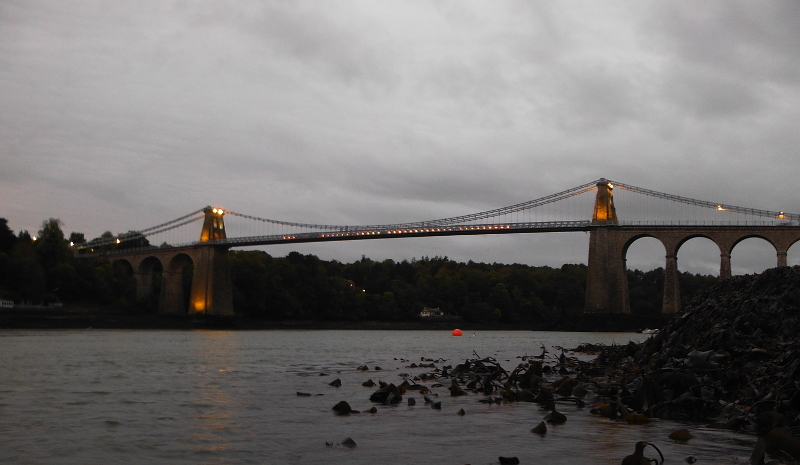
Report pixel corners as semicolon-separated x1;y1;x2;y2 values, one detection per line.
668;429;693;441
498;457;519;465
686;350;721;369
590;403;615;419
515;389;537;402
362;379;376;387
341;437;357;448
755;410;786;436
367;407;377;413
764;427;800;460
572;383;589;398
431;401;441;410
750;437;767;465
577;267;800;429
531;421;547;435
448;379;466;397
407;397;416;406
457;408;465;416
369;383;403;405
625;413;649;424
332;401;353;415
544;408;566;425
296;392;311;397
329;378;342;387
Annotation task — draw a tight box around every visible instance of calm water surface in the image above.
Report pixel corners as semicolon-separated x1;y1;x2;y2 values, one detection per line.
0;330;756;464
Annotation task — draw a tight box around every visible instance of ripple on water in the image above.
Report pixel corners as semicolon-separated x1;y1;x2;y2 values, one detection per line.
0;329;759;465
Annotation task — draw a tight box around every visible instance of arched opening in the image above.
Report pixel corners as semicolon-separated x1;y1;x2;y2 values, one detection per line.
787;240;800;267
161;254;194;315
675;237;719;306
110;259;136;307
137;256;163;313
730;237;777;275
676;237;720;277
623;236;665;316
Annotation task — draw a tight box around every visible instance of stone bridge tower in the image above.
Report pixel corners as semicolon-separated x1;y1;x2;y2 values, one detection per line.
187;207;234;317
585;179;628;313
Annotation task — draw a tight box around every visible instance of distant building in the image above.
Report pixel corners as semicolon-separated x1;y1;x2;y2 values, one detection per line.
1;299;14;309
419;307;443;318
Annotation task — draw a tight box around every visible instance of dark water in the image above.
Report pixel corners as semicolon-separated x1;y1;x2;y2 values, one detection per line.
0;330;756;464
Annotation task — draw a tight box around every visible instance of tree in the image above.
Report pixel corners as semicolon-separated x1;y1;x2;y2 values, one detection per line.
68;232;86;245
35;219;72;266
117;231;150;250
0;218;16;254
34;218;76;303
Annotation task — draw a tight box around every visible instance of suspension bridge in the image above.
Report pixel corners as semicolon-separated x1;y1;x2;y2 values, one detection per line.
76;178;800;318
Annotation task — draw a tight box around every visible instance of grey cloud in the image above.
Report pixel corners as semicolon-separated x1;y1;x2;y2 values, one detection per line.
663;70;765;118
1;1;799;274
652;1;800;83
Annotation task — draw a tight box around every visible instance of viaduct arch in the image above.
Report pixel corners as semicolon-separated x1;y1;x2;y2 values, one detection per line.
110;208;234;317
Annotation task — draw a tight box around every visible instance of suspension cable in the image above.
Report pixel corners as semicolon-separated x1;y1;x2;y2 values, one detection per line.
609;180;799;221
226;181;599;232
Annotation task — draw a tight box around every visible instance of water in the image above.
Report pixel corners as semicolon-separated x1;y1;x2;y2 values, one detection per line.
0;330;757;464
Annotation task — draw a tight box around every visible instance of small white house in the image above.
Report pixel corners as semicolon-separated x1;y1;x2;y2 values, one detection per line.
419;307;443;318
0;299;14;309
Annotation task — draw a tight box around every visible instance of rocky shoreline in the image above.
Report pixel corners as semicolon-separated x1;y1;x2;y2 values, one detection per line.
331;267;800;463
582;266;800;462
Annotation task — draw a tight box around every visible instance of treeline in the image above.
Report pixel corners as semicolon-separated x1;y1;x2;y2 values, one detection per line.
0;218;135;307
0;217;719;323
229;251;717;324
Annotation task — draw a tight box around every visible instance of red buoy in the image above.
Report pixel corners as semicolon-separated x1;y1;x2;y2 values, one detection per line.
452;329;463;336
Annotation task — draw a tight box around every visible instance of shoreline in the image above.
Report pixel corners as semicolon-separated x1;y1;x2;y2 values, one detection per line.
0;306;667;331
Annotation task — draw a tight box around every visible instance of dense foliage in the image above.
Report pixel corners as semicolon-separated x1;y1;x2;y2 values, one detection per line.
0;218;136;307
228;251;717;323
0;218;718;323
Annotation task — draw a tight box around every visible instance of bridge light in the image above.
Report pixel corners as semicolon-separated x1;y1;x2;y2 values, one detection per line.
116;238;121;244
607;183;613;189
716;205;726;211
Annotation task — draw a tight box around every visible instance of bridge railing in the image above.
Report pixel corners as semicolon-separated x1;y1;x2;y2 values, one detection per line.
616;220;800;227
74;216;800;259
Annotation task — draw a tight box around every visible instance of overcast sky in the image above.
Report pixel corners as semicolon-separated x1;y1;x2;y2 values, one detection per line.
2;1;799;276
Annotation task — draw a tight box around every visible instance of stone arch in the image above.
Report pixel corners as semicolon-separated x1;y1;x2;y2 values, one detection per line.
670;235;722;306
160;253;194;316
729;235;779;275
674;233;720;256
109;259;136;305
136;256;164;312
729;233;778;254
621;233;667;266
621;234;667;316
113;258;134;275
674;234;722;276
788;238;800;266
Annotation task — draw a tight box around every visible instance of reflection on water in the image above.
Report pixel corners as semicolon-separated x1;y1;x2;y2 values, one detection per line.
0;330;758;464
